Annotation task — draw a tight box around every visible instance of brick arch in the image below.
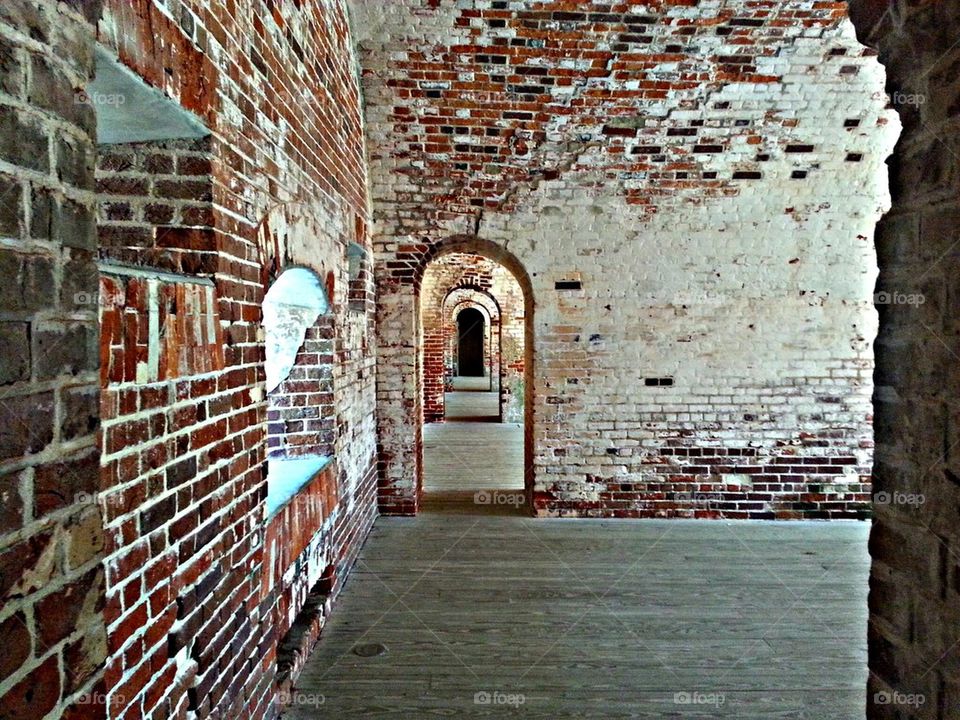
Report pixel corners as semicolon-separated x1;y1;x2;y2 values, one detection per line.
410;236;535;514
445;288;504;412
447;293;500;398
448;297;498;322
264;262;333;309
452;301;493;323
444;283;503;316
421;258;500;422
412;236;536;302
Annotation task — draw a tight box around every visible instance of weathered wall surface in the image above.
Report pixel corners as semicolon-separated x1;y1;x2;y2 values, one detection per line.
0;2;109;718
354;0;900;517
95;137;216;275
89;1;378;718
847;2;960;718
266;315;336;460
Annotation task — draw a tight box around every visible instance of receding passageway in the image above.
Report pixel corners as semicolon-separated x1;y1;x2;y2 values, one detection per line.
424;376;524;498
288;518;869;719
444;376;499;420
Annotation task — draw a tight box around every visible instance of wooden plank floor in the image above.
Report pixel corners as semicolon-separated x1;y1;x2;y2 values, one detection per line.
423;377;523;496
425;381;523;493
422;420;523;493
451;376;494;392
287;513;870;718
444;391;500;420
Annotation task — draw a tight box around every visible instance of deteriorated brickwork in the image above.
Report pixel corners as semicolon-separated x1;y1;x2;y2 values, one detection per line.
261;461;338;703
266;316;336;459
355;0;900;517
0;2;108;718
99;273;225;385
96;138;216;275
355;0;891;227
848;2;960;718
88;1;379;718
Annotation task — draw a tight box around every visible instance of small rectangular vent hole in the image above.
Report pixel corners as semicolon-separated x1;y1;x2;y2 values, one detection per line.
644;377;674;387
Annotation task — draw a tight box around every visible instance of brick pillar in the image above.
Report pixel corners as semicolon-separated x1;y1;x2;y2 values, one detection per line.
848;2;960;717
374;281;422;514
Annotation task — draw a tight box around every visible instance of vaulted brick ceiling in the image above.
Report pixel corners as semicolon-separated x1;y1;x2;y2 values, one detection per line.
351;0;885;230
422;253;499;294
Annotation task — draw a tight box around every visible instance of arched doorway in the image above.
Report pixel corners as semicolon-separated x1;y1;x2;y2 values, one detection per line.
261;266;335;511
456;307;486;377
445;289;502;406
419;249;531;510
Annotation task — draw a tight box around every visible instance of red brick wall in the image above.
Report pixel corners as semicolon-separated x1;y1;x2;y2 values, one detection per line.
266;317;336;460
89;1;378;718
96;138;215;275
359;1;898;519
261;462;337;698
0;2;108;718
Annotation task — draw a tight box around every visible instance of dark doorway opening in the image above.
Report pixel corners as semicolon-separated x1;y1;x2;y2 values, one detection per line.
457;307;486;376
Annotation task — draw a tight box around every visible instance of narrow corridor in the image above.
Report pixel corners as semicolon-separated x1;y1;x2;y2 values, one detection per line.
423;376;524;495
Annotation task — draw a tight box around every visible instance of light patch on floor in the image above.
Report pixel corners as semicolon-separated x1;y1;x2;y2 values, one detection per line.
423;421;523;491
425;380;522;493
444;376;499;420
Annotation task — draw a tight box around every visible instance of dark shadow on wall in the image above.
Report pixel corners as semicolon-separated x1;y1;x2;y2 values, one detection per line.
457;306;486;376
847;3;954;718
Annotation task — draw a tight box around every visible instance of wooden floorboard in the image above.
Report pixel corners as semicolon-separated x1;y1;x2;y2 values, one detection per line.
422;420;523;492
286;514;870;719
442;391;500;420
